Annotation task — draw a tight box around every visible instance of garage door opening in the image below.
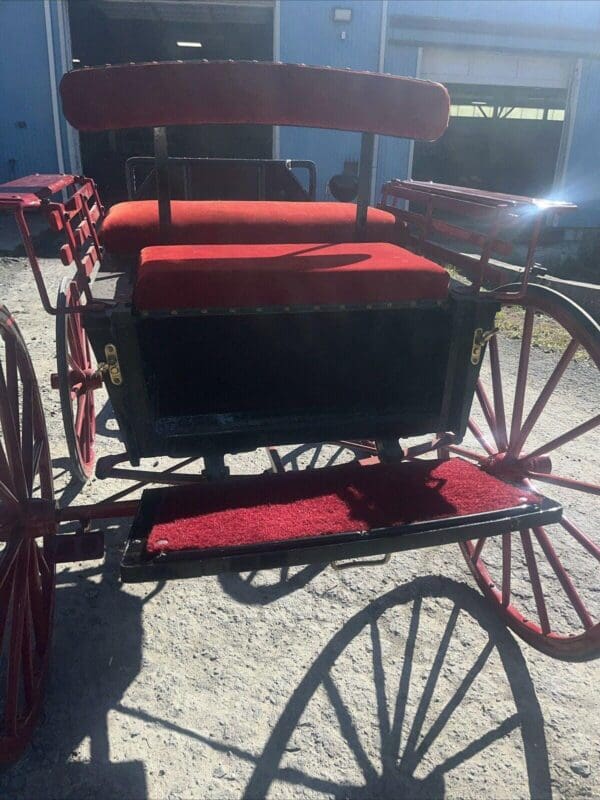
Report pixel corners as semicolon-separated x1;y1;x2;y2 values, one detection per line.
67;0;274;203
413;84;566;198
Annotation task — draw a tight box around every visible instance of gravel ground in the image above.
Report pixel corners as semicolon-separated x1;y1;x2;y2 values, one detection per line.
0;254;598;800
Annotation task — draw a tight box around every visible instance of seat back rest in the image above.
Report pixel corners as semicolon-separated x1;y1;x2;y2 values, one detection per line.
60;61;449;140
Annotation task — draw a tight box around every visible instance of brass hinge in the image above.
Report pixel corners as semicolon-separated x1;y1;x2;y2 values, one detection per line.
101;343;123;385
471;327;498;365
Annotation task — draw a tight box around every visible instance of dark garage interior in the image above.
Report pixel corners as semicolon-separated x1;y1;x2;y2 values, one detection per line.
413;84;566;199
67;0;274;202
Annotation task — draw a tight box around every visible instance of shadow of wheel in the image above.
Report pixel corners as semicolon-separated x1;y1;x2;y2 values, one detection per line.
218;443;356;605
245;576;552;800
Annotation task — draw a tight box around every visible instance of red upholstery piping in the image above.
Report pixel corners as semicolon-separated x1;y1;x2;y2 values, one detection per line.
146;458;538;554
133;242;449;310
101;201;398;255
60;61;449;139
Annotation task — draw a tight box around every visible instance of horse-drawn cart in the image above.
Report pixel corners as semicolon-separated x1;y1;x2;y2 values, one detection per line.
0;61;598;763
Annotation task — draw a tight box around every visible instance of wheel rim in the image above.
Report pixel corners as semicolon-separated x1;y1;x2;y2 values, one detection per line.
448;287;600;659
0;306;55;762
56;279;97;482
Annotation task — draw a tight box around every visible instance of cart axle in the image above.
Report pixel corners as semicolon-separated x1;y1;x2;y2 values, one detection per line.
50;367;103;392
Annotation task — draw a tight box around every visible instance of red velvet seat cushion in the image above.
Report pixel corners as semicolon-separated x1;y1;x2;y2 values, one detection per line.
101;200;398;254
134;242;449;311
145;458;539;554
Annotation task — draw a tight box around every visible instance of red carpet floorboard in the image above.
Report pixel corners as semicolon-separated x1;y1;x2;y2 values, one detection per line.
146;458;538;554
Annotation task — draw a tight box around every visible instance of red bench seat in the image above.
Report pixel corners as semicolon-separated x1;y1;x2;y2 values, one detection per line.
102;200;398;255
134;242;449;311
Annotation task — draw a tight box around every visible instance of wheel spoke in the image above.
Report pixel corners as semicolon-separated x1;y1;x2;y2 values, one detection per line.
28;544;48;656
0;477;19;508
5;336;19;442
447;445;486;463
0;358;27;499
560;516;600;562
475;379;501;450
81;404;90;463
31;438;44;483
414;640;494;763
471;537;486;564
400;606;459;770
0;547;18;641
369;622;390;747
467;418;495;456
509;308;534;452
20;569;35;710
68;312;86;369
512;338;579;456
533;526;594;629
519;529;551;635
524;414;600;461
488;336;508;450
36;543;52;593
67;352;82;372
323;674;378;783
527;470;600;497
21;378;34;496
0;438;15;493
75;395;87;439
5;544;28;735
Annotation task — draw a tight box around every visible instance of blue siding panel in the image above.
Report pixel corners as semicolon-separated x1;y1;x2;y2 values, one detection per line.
0;1;58;182
375;45;420;197
279;0;384;198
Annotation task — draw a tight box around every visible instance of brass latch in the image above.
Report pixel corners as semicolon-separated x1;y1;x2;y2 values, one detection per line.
102;343;123;385
471;327;498;365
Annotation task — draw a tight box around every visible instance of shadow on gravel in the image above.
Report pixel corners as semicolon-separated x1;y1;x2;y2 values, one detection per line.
0;525;158;800
245;576;552;800
217;443;358;606
0;564;551;800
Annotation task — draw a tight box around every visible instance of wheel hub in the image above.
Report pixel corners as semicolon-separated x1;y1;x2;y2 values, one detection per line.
481;451;552;482
50;367;103;392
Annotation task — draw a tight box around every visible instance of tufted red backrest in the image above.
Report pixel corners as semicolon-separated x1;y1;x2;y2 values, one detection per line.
60;60;449;140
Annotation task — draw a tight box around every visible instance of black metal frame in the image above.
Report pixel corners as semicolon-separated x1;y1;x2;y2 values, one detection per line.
126;154;317;203
121;488;562;582
142;126;319;227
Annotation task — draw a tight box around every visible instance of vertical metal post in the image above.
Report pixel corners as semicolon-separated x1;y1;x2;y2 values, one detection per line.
355;132;375;241
154;126;171;236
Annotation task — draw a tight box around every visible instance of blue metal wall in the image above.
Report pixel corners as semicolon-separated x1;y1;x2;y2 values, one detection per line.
0;1;58;182
279;0;384;199
1;0;600;227
375;43;419;199
0;0;77;184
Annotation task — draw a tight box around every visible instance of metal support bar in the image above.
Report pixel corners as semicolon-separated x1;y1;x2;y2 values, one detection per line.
154;126;171;235
355;132;375;241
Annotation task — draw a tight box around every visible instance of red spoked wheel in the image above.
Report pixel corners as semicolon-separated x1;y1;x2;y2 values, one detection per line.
53;277;99;483
0;305;56;763
447;284;600;660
